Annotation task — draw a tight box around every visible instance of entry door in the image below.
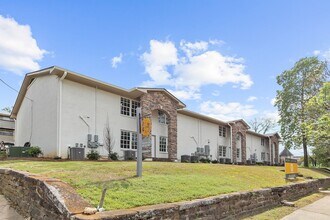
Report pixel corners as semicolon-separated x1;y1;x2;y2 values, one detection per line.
151;135;156;158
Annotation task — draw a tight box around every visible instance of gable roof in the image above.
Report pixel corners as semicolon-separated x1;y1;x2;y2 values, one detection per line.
279;148;293;157
177;109;229;126
11;66;185;118
228;119;251;129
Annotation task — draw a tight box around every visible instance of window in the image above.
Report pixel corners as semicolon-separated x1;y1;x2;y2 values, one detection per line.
120;130;139;150
219;145;227;157
120;130;130;149
267;153;270;161
131;132;137;149
121;97;140;117
159;136;167;152
261;138;265;146
219;126;226;137
131;100;140;117
120;97;130;116
236;148;240;158
0;130;14;136
261;152;266;161
158;110;168;124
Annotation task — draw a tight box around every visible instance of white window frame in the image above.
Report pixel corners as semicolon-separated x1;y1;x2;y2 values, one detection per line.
219;145;227;157
261;138;265;146
120;130;138;150
219;126;226;137
159;136;167;153
158;110;168;125
261;152;266;161
120;97;140;117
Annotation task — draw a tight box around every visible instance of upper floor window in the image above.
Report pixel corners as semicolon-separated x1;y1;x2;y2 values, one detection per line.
120;97;140;117
219;126;226;137
261;138;265;146
158;110;168;124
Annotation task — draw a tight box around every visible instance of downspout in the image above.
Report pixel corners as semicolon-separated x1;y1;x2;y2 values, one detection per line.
57;71;67;157
227;123;233;162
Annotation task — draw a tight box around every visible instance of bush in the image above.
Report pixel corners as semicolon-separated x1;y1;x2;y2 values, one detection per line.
199;158;211;163
211;160;218;164
27;146;42;157
109;152;119;161
87;150;100;160
0;151;7;159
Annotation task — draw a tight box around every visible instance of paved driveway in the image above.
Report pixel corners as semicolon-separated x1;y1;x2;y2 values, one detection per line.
282;193;330;220
0;195;24;220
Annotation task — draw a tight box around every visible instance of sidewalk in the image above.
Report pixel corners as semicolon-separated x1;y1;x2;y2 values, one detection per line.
281;192;330;220
0;195;24;220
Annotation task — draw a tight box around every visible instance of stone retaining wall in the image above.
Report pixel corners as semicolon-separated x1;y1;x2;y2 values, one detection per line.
1;167;329;220
74;178;330;220
0;168;90;220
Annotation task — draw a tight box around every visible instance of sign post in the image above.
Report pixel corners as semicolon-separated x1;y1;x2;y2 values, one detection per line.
136;107;142;177
285;158;298;179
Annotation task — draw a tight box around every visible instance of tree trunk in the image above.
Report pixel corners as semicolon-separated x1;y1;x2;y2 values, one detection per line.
303;135;308;167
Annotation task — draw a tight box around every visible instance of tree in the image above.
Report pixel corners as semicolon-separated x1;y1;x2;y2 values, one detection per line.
304;82;330;166
103;116;115;159
275;57;329;167
249;117;277;134
1;106;12;113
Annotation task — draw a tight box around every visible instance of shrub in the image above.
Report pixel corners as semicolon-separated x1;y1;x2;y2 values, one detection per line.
27;146;43;157
0;151;7;159
199;158;211;163
87;150;100;160
109;152;119;161
211;160;218;164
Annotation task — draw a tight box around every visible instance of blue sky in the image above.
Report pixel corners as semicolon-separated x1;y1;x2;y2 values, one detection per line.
1;1;330;154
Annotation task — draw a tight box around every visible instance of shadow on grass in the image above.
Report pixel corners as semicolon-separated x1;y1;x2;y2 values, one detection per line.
93;175;137;190
309;168;330;177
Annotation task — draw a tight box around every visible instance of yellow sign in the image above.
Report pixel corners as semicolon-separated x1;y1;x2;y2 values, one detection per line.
285;162;298;174
141;117;151;137
285;158;298;179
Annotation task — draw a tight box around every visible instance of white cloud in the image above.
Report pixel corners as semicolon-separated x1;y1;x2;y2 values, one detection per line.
200;101;258;121
262;110;280;123
313;49;330;61
0;15;47;74
247;96;257;102
141;40;178;86
140;39;253;100
111;53;123;68
270;98;276;106
168;89;201;100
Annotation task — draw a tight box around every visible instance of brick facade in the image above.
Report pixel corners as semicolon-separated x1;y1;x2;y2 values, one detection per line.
230;121;249;164
140;91;180;161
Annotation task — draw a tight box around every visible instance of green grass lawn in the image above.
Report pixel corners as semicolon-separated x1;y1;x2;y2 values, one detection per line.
0;160;328;210
243;193;325;220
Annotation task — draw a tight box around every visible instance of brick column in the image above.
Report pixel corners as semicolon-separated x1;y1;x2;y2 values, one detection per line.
230;121;248;164
140;91;179;161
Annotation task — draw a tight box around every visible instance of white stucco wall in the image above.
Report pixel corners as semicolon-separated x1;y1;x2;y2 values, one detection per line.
15;75;59;157
246;133;270;162
177;113;231;160
60;79;137;158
